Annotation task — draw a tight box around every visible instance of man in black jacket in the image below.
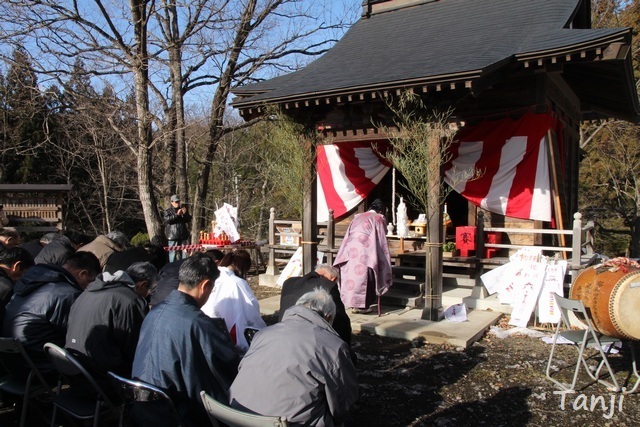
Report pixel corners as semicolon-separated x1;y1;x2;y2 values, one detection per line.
279;264;353;351
34;231;92;266
0;247;34;324
66;261;157;393
164;194;192;262
2;251;100;374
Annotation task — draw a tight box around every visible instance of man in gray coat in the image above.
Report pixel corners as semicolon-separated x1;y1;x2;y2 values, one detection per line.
229;288;358;426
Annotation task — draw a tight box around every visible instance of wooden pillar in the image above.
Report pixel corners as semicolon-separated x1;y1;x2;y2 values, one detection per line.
302;134;318;274
266;207;277;275
421;132;444;321
571;212;582;269
326;209;335;265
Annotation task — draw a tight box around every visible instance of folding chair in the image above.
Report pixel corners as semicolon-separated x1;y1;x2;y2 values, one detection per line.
0;337;53;427
43;343;121;427
200;390;288;427
621;340;640;394
545;294;621;392
108;371;186;427
244;327;260;346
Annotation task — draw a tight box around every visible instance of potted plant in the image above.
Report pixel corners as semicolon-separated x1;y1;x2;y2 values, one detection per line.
442;241;459;257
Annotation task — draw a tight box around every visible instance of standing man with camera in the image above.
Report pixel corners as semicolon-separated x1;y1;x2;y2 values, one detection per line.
164;195;192;262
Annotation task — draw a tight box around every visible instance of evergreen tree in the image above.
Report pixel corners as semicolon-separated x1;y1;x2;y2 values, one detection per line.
0;47;50;183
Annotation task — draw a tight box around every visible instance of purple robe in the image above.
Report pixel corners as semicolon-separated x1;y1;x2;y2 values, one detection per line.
333;211;393;309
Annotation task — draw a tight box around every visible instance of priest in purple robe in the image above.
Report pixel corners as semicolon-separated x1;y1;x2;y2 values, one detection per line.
333;199;393;315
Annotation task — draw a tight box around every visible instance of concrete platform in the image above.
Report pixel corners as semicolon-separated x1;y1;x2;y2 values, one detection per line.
259;295;502;348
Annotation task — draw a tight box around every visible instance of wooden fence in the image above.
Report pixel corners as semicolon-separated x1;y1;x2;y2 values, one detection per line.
264;208;597;282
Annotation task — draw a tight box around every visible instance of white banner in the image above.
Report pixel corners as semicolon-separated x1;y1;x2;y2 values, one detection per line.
536;260;567;324
508;259;547;327
214;203;240;242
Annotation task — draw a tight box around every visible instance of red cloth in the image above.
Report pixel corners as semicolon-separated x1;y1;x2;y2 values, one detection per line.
333;211;393;309
316;141;391;222
444;112;561;222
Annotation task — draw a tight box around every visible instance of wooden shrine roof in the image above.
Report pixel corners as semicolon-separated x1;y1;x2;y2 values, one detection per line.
232;0;639;123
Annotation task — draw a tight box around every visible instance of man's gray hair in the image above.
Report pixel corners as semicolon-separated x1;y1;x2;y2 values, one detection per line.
315;264;339;280
295;288;336;324
106;231;129;250
39;232;58;245
126;261;158;288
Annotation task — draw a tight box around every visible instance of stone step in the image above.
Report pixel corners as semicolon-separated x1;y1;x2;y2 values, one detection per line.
390;278;423;294
442;286;512;314
380;288;424;308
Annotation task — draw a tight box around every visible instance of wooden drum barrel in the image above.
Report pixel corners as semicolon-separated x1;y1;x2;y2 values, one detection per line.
570;264;640;340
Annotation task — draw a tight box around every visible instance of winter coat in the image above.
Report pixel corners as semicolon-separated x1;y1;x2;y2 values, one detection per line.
0;269;14;325
0;269;14;308
34;235;75;266
164;206;192;241
279;271;352;348
2;263;82;373
149;259;185;306
229;305;359;427
66;271;148;379
77;235;123;269
201;267;266;354
133;290;240;427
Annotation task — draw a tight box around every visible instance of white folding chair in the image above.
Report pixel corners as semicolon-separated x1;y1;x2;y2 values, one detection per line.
200;390;288;427
545;294;621;392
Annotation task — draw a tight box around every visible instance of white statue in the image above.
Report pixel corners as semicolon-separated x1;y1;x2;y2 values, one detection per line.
396;197;408;238
386;222;395;236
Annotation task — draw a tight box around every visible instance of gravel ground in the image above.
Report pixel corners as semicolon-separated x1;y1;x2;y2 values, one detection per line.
2;281;638;426
250;281;640;427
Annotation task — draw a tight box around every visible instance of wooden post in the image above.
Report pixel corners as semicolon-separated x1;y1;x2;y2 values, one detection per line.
571;212;582;269
421;132;444;321
266;207;277;275
302;135;318;275
326;209;335;265
547;129;566;256
477;211;485;259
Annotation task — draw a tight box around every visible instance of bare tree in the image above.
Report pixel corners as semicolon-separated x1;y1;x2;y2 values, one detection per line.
191;0;352;239
0;0;355;240
379;91;481;320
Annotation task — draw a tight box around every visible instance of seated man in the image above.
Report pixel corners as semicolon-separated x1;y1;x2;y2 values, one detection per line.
0;228;20;254
78;230;129;269
35;231;92;266
279;264;352;348
2;251;101;374
66;262;157;391
0;247;35;324
132;253;240;427
149;249;223;307
230;288;358;426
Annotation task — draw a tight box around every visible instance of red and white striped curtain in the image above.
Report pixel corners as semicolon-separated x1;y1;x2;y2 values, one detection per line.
444;112;559;222
316;112;560;223
316;141;391;222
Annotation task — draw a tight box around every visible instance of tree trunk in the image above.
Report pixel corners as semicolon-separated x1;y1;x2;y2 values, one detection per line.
194;0;258;240
131;0;162;239
166;0;188;204
162;106;177;198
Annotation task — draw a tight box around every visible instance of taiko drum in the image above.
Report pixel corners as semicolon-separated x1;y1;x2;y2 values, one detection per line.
570;265;640;340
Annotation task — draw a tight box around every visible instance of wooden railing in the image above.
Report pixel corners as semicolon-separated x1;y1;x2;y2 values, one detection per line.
1;204;63;232
265;208;338;274
477;211;596;269
265;208;596;275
